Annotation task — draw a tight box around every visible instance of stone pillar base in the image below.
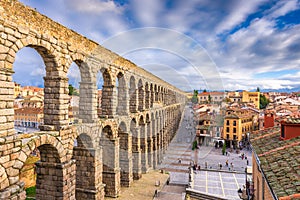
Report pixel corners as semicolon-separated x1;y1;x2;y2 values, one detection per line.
120;171;133;187
103;170;120;198
76;183;105;200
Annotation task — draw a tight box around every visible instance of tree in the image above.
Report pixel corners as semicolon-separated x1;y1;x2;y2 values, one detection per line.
192;140;198;150
191;89;198;103
68;84;74;95
222;142;226;155
68;84;79;96
208;94;212;103
256;87;260;92
259;94;269;109
203;89;207;93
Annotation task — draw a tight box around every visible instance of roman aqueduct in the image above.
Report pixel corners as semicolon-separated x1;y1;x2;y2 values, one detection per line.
0;1;187;199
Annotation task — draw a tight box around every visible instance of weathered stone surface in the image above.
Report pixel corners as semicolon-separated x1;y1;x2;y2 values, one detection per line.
0;0;186;199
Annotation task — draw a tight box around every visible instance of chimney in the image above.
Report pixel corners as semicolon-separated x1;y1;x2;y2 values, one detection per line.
264;110;275;129
280;117;300;140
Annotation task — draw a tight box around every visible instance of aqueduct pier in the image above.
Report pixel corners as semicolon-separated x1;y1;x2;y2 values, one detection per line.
0;1;187;199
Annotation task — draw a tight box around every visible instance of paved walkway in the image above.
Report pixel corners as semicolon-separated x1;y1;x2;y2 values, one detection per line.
157;105;252;200
193;170;245;200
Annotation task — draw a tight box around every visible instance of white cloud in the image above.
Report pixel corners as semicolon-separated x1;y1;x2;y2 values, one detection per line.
266;0;300;19
65;0;122;14
215;0;267;34
30;68;46;76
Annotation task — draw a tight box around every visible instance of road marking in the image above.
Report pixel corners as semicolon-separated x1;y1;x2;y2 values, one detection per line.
233;173;240;189
206;171;208;193
219;172;225;197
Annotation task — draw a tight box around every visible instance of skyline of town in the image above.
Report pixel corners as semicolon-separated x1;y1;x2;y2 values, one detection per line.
14;0;300;92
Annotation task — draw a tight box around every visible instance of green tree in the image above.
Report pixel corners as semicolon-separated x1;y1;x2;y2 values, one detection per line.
222;142;226;155
256;87;260;92
192;140;198;150
68;84;74;95
208;94;212;103
203;89;207;93
191;89;198;103
259;94;270;109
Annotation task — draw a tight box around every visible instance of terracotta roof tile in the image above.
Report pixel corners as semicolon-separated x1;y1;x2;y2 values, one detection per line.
251;127;300;198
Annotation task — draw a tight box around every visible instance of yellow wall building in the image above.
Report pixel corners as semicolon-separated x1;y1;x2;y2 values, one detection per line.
242;91;260;109
14;82;21;97
223;108;258;148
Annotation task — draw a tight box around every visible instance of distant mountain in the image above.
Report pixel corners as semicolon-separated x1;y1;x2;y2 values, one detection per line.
185;88;300;93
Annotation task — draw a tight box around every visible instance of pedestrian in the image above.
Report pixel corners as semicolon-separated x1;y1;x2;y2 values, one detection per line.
247;159;249;165
220;164;222;170
178;158;181;164
198;165;201;171
226;151;228;156
205;161;208;169
226;160;228;167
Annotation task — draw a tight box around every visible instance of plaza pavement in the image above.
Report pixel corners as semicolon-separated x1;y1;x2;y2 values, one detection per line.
157;105;252;200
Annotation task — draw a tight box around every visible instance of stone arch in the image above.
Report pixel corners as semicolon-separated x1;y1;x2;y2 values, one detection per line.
139;115;148;172
101;125;120;197
116;72;128;115
145;113;153;169
154;84;158;102
69;59;98;123
150;83;154;108
18;139;72;200
151;112;157;168
20;134;65;167
145;82;150;109
138;79;145;111
72;133;102;199
118;121;133;187
130;118;141;180
35;143;75;199
129;76;137;113
7;42;66;131
100;69;114;117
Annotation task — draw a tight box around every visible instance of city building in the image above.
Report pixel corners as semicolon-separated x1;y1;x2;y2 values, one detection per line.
223;107;259;148
14;82;21;97
14;107;44;129
250;117;300;200
198;91;225;104
242;91;260;109
228;91;242;103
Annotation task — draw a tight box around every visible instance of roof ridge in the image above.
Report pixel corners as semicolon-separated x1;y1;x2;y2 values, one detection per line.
258;141;300;157
251;128;279;141
279;193;300;200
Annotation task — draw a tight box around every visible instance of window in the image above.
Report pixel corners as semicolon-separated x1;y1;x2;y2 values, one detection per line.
226;134;229;140
226;127;229;133
226;120;229;125
233;135;237;140
233;121;236;126
281;125;285;138
233;128;236;133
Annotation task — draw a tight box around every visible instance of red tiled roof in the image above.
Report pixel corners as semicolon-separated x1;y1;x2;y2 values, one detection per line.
14;107;43;114
251;127;300;198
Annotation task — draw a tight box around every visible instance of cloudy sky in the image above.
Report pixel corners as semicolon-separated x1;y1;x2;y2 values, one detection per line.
14;0;300;92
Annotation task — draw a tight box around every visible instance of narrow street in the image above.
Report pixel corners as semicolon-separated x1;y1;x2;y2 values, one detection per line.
156;104;249;200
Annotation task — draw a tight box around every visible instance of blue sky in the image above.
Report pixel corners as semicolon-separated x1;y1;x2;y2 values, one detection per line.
13;0;300;91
